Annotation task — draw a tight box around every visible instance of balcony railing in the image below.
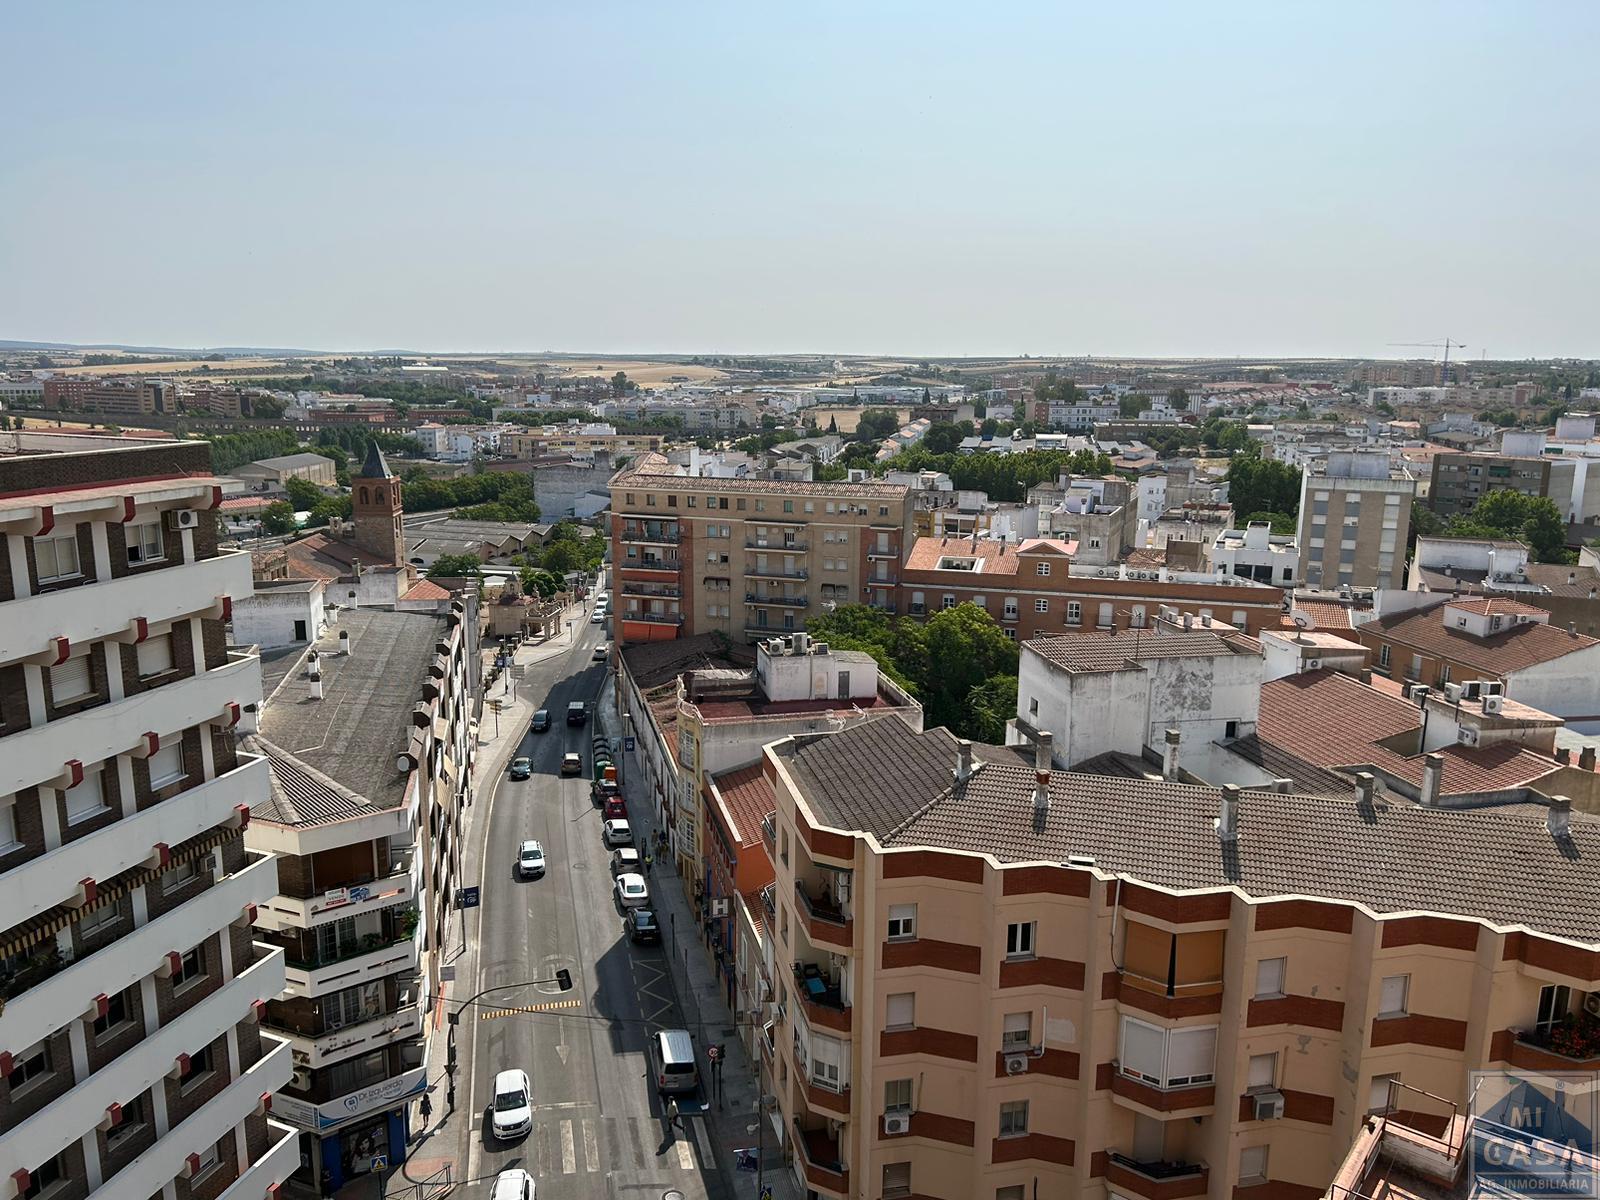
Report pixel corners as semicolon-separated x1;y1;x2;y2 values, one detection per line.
792;1121;849;1196
622;612;684;626
746;593;808;608
745;566;810;581
1106;1153;1210;1200
745;540;807;552
620;528;681;545
793;963;852;1033
760;812;777;856
866;548;900;560
761;883;777;920
626;559;682;573
620;582;682;598
795;882;852;950
274;1002;423;1068
257;850;415;931
281;934;419;999
908;602;926;615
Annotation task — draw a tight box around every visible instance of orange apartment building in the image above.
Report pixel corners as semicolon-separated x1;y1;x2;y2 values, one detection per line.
755;716;1600;1200
607;453;915;646
899;536;1286;639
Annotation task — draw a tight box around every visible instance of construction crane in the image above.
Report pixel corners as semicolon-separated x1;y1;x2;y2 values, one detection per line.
1388;337;1469;382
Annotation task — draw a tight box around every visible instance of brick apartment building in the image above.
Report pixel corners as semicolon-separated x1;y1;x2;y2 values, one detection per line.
607;453;915;645
43;378;178;417
900;536;1285;638
1428;452;1569;520
0;442;297;1200
756;716;1600;1200
506;430;664;459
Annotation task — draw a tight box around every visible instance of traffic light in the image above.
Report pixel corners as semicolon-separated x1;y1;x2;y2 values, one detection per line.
555;968;573;991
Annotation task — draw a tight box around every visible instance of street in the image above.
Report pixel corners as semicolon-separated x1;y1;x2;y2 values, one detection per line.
440;602;731;1199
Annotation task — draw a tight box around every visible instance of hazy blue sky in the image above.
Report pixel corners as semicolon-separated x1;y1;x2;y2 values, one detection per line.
2;2;1595;359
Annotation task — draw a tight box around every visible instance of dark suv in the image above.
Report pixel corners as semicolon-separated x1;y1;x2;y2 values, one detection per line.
625;908;661;944
566;701;587;727
530;709;550;733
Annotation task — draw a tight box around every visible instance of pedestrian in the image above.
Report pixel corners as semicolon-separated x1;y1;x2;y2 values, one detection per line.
419;1091;432;1131
643;850;653;876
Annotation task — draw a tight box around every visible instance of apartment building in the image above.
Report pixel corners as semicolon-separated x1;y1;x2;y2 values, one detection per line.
607;453;915;646
503;428;663;459
1427;451;1573;520
899;536;1285;638
1211;523;1298;586
756;715;1600;1200
1407;535;1600;637
242;601;475;1193
1296;452;1415;590
42;378;177;417
0;442;298;1200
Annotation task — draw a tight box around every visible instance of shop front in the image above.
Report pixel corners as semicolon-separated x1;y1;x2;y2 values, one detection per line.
273;1066;426;1195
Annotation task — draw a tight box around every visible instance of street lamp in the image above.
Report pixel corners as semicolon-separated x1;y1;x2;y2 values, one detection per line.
443;971;573;1110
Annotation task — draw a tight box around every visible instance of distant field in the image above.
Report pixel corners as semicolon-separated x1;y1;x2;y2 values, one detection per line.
531;358;731;386
67;356;304;377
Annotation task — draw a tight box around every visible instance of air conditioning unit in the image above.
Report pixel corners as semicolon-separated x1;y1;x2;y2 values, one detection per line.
1584;992;1600;1018
1484;681;1504;697
884;1114;911;1136
1004;1053;1030;1075
166;508;200;530
1254;1091;1286;1120
1483;695;1505;715
1444;682;1463;702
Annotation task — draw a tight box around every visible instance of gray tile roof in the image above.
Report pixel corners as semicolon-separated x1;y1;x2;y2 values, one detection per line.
779;719;1600;943
248;452;338;472
1026;630;1251;674
245;737;382;827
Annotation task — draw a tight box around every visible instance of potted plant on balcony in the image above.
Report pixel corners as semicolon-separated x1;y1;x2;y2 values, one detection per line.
1539;1012;1600;1062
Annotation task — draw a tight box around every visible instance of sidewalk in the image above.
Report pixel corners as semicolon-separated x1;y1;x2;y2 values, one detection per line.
597;682;801;1200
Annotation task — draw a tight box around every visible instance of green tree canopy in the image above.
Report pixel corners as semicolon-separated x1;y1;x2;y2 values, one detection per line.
1227;456;1301;521
965;675;1019;744
921;604;1018;734
1447;491;1572;563
283;475;324;511
260;501;296;536
426;553;484;579
854;408;901;442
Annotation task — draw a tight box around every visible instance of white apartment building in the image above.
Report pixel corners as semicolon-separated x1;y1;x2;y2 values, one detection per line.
0;442;297;1200
1211;522;1299;587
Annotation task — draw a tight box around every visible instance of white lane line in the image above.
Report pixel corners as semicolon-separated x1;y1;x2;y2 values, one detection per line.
583;1117;600;1172
675;1135;695;1170
561;1119;577;1173
689;1115;716;1169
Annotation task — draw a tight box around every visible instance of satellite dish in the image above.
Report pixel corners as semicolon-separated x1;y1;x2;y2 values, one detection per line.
1291;612;1316;630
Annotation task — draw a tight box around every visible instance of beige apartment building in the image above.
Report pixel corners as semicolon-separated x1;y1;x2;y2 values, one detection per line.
756;717;1600;1200
607;453;914;645
502;429;663;459
1296;452;1415;590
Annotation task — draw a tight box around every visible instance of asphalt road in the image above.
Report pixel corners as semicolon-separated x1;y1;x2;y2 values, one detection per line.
459;612;722;1199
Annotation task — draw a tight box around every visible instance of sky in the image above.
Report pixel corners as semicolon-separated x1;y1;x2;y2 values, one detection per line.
2;2;1596;360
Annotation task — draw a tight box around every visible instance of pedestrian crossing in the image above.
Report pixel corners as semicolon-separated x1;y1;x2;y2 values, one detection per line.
479;997;583;1020
515;1114;712;1176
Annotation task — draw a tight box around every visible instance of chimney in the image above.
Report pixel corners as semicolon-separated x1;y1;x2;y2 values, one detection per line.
1216;784;1240;842
1556;747;1572;765
1420;754;1444;807
339;629;351;656
1355;771;1376;807
1359;668;1373;685
954;739;974;783
1162;729;1182;781
1582;747;1597;773
1033;732;1053;818
1201;613;1212;628
1182;613;1193;631
1548;794;1573;839
1273;778;1294;793
1570;621;1579;638
1570;571;1578;585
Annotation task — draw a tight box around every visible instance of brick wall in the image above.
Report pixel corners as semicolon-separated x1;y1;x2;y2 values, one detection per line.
0;1028;75;1134
0;441;215;496
162;1030;232;1128
0;662;27;733
97;1087;159;1184
0;786;44;871
84;978;148;1074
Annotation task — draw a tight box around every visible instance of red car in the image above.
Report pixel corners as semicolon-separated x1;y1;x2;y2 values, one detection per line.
602;796;628;822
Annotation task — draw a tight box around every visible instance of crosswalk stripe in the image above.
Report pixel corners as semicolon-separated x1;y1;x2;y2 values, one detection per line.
622;1116;645;1169
535;1122;551;1175
583;1118;600;1172
676;1135;695;1170
561;1119;576;1173
479;998;582;1020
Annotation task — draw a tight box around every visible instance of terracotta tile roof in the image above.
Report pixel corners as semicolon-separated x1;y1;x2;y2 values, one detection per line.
402;579;452;602
904;536;1076;577
1293;601;1354;630
776;718;1600;942
274;532;398;583
740;888;767;938
219;495;270;512
1370;604;1599;675
1443;597;1551;618
1026;630;1250;674
1124;548;1167;568
710;761;777;847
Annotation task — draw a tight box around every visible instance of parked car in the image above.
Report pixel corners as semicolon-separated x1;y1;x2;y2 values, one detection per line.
530;709;550;733
609;847;641;876
566;701;587;726
560;752;582;776
591;779;620;805
491;1168;536;1200
602;819;633;847
590;610;606;624
614;873;649;909
624;908;661;944
491;1069;533;1140
602;795;628;821
508;757;532;781
517;840;546;879
649;1029;700;1094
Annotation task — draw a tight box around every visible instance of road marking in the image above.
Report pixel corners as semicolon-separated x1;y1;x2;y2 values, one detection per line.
535;1122;550;1174
689;1115;716;1169
675;1135;695;1170
560;1119;576;1173
534;1100;596;1112
583;1118;600;1172
478;998;582;1019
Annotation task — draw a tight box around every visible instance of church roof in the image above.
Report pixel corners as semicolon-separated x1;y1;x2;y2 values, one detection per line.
359;440;393;479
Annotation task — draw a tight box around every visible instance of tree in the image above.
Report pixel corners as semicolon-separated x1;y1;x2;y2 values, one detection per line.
260;501;296;536
1167;386;1189;407
427;553;484;579
966;675;1018;744
1119;395;1148;418
854;408;900;443
1242;511;1297;537
922;421;965;455
1448;491;1572;563
1227;456;1301;521
284;475;324;512
611;371;632;398
921;604;1018;736
979;417;1000;438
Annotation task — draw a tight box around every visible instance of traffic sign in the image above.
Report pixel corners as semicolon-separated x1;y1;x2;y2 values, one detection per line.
624;736;635;752
707;1043;723;1062
489;698;502;712
458;886;481;909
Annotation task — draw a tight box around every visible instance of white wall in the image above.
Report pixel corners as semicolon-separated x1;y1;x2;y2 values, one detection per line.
233;587;327;649
1508;644;1600;718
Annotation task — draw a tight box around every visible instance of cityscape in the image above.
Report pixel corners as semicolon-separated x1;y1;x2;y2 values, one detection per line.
3;6;1600;1200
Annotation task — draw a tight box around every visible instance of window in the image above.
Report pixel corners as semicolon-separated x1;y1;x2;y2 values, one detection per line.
162;859;198;894
1066;601;1081;624
942;594;956;610
1224;720;1240;740
886;992;915;1030
148;741;185;789
19;1152;63;1199
884;1078;912;1113
1006;921;1035;960
1036;562;1051;576
0;796;18;852
79;901;121;941
136;633;174;677
176;944;206;988
65;768;108;824
1247;1052;1278;1090
35;533;81;582
1379;644;1391;669
105;1094;145;1146
998;1099;1029;1137
51;653;93;703
11;1040;52;1091
1034;598;1049;613
181;1043;215;1091
127;521;163;564
883;1163;912;1198
93;987;132;1038
783;501;793;513
1369;1073;1400;1113
810;1034;844;1090
997;1188;1026;1200
1027;697;1039;718
1118;1017;1218;1088
1254;957;1286;998
1003;598;1018;619
1537;985;1572;1034
1238;1146;1268;1184
1002;1012;1032;1049
1378;974;1409;1017
1438;664;1452;685
887;904;916;941
192;1138;221;1179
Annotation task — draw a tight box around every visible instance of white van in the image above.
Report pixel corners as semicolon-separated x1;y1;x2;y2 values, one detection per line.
649;1029;699;1094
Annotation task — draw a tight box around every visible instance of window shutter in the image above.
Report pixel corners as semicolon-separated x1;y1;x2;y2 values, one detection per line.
66;768;106;822
1173;930;1225;988
137;634;173;677
886;993;915;1029
1123;922;1172;987
1165;1026;1217;1085
149;742;184;788
1118;1016;1165;1083
1254;957;1285;997
1379;975;1408;1015
1369;1073;1398;1112
51;654;92;702
1247;1053;1277;1089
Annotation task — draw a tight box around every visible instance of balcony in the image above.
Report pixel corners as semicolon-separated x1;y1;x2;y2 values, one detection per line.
866;548;900;560
0;945;287;1185
256;849;415;932
745;566;810;581
908;602;926;615
1;849;280;1055
619;581;681;598
623;559;682;575
0;548;253;669
792;1120;849;1197
0;649;262;799
1;754;269;927
760;812;777;857
1106;1153;1210;1200
795;882;853;951
217;1119;299;1200
1111;1069;1216;1117
804;1077;852;1118
275;1001;423;1069
793;963;852;1034
760;883;777;921
746;593;809;608
745;539;807;553
282;934;419;999
1493;1026;1600;1071
619;527;681;545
